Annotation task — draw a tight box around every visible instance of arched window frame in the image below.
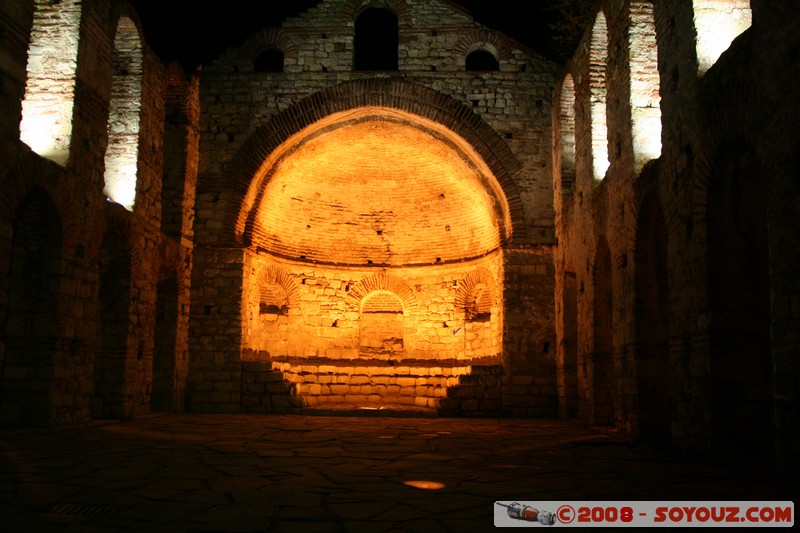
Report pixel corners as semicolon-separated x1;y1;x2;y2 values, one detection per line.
19;0;82;166
259;283;289;316
465;47;500;72
103;16;144;212
590;11;610;182
628;1;662;168
557;73;576;201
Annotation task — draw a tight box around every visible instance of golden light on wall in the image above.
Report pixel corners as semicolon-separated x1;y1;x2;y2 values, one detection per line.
403;480;446;490
238;107;512;257
238;107;509;408
693;0;752;75
247;108;506;266
19;0;82;166
360;290;405;359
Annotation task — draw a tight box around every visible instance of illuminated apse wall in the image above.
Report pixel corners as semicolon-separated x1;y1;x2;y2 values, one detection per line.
188;0;560;418
4;0;796;474
237;108;507;409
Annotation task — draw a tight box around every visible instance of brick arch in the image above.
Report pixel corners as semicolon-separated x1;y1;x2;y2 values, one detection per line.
91;203;139;420
85;202;144;280
223;79;526;245
342;0;411;22
104;12;144;212
0;154;77;252
110;1;145;41
164;61;193;118
0;184;64;425
156;237;190;287
454;267;497;311
256;264;300;309
452;30;512;62
554;65;577;205
240;28;297;64
691;79;766;229
345;272;417;312
361;291;405;313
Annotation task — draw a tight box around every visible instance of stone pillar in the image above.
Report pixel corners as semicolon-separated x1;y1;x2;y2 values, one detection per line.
501;245;557;417
187;247;246;413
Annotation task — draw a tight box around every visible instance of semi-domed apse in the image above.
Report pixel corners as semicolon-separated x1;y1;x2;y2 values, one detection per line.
236;107;509;410
239;107;510;267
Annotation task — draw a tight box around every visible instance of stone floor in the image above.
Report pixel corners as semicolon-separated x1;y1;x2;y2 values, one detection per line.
0;413;795;532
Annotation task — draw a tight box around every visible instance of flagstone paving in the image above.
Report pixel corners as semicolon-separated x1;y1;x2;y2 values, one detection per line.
0;413;795;531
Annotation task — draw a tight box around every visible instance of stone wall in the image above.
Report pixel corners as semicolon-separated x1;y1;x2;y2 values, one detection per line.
2;0;796;477
197;0;559;246
241;252;502;362
187;247;245;413
0;0;187;425
189;0;560;415
554;0;800;473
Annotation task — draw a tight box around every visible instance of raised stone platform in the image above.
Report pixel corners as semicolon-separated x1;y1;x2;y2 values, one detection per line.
265;355;503;414
300;403;439;417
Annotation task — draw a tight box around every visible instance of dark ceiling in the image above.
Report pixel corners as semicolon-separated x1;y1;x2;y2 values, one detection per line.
128;0;595;71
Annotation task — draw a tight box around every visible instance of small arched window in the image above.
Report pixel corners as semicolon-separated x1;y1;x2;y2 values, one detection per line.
354;8;398;71
466;283;493;322
254;48;284;72
104;17;143;212
466;49;499;72
259;284;288;315
590;11;610;181
20;0;82;166
557;74;576;201
359;291;405;359
628;1;662;168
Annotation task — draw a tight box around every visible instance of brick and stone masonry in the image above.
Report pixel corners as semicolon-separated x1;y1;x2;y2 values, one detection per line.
0;0;798;475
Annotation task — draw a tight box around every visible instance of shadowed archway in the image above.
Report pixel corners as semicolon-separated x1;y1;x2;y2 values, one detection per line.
707;139;773;463
635;193;670;444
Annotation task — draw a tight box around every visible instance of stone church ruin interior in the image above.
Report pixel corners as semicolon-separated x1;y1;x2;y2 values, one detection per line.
1;0;798;485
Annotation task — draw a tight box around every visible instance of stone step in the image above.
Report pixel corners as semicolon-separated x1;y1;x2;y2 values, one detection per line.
299;403;438;418
270;355;498;375
267;355;502;410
